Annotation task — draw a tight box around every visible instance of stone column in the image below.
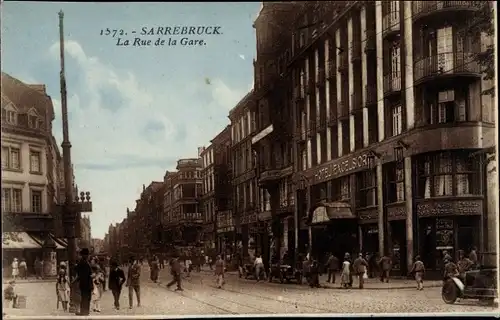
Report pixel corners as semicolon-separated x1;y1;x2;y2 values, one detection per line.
404;156;414;272
376;162;385;256
375;0;385;141
485;154;498;266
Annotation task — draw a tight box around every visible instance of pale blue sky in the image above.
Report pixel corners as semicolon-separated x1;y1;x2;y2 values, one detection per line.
2;2;261;238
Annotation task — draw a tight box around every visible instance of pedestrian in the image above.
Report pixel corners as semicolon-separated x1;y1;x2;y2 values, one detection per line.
353;253;368;289
368;253;378;278
469;246;478;268
254;253;266;281
3;280;18;308
185;257;192;278
34;257;43;279
325;253;339;283
11;258;19;280
215;255;225;289
56;264;70;311
166;256;183;291
309;259;320;288
457;250;473;277
73;248;93;316
108;260;126;310
91;266;104;312
104;257;111;292
302;255;311;285
378;253;392;283
126;256;141;309
150;255;159;283
442;250;453;267
19;258;27;280
409;255;425;291
340;253;351;289
235;252;244;278
443;257;459;281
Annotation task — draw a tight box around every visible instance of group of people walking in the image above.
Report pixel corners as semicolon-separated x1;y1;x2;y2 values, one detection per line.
9;257;43;280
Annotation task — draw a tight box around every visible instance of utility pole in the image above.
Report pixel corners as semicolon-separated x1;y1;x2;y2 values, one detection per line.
58;11;96;314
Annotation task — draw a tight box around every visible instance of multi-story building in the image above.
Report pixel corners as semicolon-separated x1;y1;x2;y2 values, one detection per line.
79;214;91;249
251;3;305;266
228;92;260;259
200;145;217;252
163;159;204;256
280;1;495;275
211;126;233;255
90;238;104;254
1;72;67;273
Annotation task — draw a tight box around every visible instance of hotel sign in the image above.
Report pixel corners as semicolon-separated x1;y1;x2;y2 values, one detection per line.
312;153;369;184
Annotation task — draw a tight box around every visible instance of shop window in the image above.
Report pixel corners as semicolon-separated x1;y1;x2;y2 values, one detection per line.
416;151;480;198
357;169;377;208
387;163;405;203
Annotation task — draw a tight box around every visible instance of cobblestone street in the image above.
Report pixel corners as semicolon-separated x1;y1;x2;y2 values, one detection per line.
3;267;497;318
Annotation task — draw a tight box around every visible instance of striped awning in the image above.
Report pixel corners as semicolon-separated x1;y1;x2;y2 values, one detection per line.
2;232;42;249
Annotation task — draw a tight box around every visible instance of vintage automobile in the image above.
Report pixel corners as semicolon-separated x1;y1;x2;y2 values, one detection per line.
442;266;498;305
268;263;302;284
240;263;256;279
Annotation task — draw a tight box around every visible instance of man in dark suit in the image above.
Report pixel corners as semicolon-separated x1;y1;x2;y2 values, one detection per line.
73;248;93;316
108;260;126;310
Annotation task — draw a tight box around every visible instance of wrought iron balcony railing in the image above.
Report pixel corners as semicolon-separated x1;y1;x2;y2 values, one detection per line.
413;52;481;83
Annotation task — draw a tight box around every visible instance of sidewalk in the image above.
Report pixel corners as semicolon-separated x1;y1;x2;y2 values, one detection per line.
3;277;56;285
198;267;442;290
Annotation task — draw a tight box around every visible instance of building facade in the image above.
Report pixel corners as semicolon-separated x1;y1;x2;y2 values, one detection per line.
163;159;204;257
273;1;496;274
228;92;261;259
200;145;217;252
1;73;67;274
211;127;233;255
78;215;92;249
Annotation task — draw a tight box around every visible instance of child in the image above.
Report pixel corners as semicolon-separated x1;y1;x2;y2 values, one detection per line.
4;280;18;307
409;255;425;291
91;266;104;312
56;265;70;311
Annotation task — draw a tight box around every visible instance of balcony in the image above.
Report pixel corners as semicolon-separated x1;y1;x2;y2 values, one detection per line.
294;126;306;143
365;84;377;107
316;115;327;132
180;212;203;223
293;85;304;101
412;1;482;22
338;53;348;73
413;52;481;85
327;60;336;79
364;30;376;53
317;68;326;87
383;74;402;96
382;11;400;38
328;107;338;126
350;40;361;62
350;93;363;114
337;101;349;120
307;120;317;138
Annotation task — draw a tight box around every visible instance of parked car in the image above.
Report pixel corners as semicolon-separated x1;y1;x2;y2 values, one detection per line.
268;263;302;284
442;266;497;305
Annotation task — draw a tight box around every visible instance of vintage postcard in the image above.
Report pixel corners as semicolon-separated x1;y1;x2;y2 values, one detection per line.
1;1;498;318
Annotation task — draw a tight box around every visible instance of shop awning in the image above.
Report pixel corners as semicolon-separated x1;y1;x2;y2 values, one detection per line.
307;201;355;225
2;232;42;249
50;234;68;249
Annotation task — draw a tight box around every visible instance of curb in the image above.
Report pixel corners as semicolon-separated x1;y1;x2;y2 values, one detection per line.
197;269;442;290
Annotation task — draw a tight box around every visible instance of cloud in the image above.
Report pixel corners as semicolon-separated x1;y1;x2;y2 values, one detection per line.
239;54;246;60
44;40;248;236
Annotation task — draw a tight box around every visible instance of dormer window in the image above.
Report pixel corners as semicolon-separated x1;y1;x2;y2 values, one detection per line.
6;111;17;124
28;115;39;129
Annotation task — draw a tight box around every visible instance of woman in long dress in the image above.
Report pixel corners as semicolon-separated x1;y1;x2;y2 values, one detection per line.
56;263;70;311
11;258;19;280
150;256;159;283
340;254;351;288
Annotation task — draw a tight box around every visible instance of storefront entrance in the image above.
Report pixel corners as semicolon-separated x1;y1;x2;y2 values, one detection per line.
311;220;358;263
388;220;407;275
361;224;379;254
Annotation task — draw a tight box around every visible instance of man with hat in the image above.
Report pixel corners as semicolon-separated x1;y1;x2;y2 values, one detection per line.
73;248;93;316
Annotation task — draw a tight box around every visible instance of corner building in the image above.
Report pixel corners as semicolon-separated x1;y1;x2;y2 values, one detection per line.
285;1;495;275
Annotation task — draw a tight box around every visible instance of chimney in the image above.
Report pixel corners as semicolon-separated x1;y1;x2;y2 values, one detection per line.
198;146;205;157
27;84;47;94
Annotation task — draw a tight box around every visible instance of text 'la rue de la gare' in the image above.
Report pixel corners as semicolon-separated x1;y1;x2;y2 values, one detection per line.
114;25;222;47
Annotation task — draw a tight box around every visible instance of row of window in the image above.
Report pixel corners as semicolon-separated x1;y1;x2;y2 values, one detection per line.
3;110;43;129
1;188;43;213
1;146;42;173
231;110;257;145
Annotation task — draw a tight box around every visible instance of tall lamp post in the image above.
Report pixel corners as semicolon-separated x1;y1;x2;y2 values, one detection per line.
58;10;93;313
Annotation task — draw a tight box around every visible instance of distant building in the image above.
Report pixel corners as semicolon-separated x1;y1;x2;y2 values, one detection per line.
91;238;104;254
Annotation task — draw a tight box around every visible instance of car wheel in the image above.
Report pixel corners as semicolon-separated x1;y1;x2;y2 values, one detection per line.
442;280;458;304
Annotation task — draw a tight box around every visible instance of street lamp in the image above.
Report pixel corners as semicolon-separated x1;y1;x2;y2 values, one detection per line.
58;11;93;314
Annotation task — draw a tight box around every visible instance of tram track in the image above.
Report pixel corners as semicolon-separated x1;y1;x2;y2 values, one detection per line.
181;275;333;313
